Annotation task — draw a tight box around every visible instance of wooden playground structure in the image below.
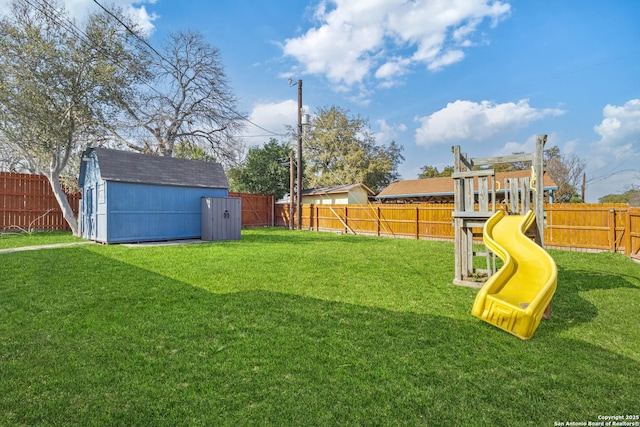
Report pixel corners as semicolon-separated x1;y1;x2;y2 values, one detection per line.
452;135;547;288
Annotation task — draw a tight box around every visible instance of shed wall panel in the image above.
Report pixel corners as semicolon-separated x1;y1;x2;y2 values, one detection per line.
105;182;227;243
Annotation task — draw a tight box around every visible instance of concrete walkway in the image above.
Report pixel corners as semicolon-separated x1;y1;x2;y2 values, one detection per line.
0;241;94;254
0;238;208;254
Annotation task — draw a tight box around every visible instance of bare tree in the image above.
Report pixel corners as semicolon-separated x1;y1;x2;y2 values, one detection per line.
545;146;586;203
0;0;144;234
115;31;245;166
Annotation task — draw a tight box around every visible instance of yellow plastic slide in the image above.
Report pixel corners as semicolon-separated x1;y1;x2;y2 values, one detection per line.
471;210;557;339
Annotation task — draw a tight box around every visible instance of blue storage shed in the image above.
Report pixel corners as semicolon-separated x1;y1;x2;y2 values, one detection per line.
78;147;229;243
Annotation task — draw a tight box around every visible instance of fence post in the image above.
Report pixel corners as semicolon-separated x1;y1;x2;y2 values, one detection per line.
344;206;348;234
271;195;275;227
609;208;616;252
624;207;631;257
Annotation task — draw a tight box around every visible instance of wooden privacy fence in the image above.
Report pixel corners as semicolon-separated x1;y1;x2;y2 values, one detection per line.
276;203;456;239
1;172;80;232
544;203;640;260
276;202;640;259
2;171;639;259
228;192;274;228
301;203;455;240
0;173;274;232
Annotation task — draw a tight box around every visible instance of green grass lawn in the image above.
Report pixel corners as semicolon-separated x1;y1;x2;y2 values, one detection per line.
1;229;639;426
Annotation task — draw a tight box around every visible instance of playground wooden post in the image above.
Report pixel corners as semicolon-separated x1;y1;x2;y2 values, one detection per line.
452;148;497;287
452;134;548;288
533;134;546;247
452;145;463;283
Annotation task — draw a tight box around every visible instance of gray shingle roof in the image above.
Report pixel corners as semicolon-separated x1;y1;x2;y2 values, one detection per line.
80;147;228;189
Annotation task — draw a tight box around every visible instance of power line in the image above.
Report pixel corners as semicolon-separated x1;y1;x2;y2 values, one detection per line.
91;0;169;65
28;0;85;39
243;133;288;138
22;0;166;100
92;0;284;139
586;168;639;185
228;108;285;137
587;143;640;180
17;0;285;143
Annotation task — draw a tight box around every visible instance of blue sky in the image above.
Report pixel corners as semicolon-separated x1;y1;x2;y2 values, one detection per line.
3;0;639;201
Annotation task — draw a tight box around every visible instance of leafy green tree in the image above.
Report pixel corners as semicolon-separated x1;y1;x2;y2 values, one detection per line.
228;139;291;198
0;0;144;234
418;165;454;178
173;141;216;162
303;106;404;193
599;187;640;206
628;189;640;207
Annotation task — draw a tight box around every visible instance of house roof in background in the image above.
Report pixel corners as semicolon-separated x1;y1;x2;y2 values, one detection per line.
376;170;557;200
79;147;228;189
301;183;375;196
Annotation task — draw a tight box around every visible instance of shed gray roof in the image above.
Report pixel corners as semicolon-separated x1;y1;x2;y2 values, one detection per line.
80;147;229;189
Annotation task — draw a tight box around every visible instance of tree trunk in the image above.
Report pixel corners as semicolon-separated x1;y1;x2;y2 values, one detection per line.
47;173;79;236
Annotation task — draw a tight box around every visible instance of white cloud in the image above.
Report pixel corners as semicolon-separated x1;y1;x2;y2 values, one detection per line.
427;49;465;71
492;135;536;157
240;100;303;147
589;99;640;168
414;99;564;147
0;0;158;35
492;133;564;157
562;138;580;155
124;3;158;36
375;58;412;80
282;10;382;85
283;0;510;87
452;18;482;43
593;99;640;151
585;99;640;201
345;85;374;106
375;119;407;144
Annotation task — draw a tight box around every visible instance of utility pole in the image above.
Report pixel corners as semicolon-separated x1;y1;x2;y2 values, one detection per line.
289;150;294;230
296;79;303;230
581;172;586;202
